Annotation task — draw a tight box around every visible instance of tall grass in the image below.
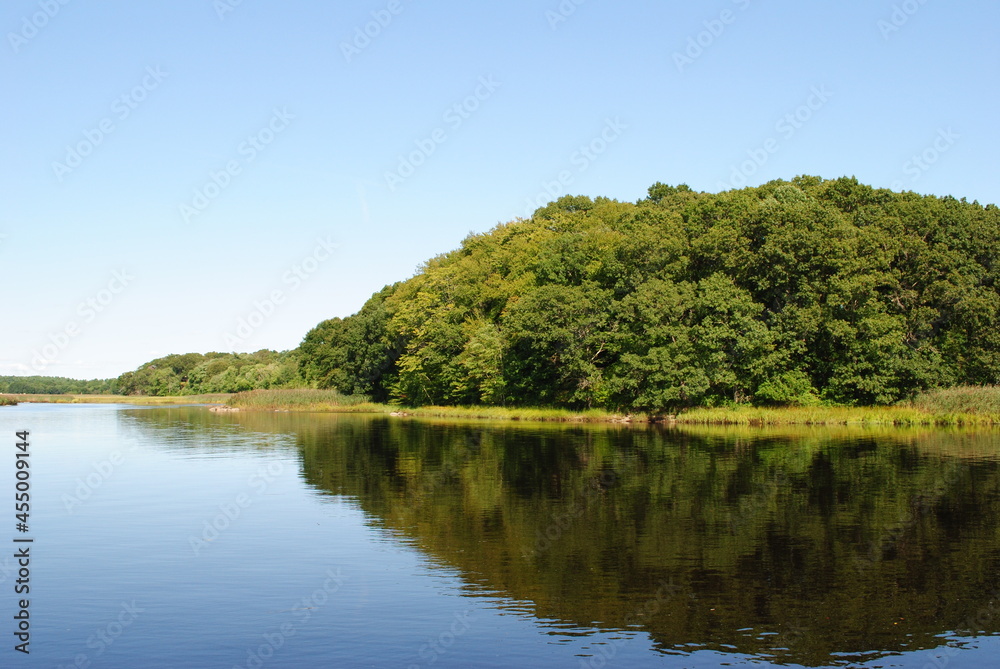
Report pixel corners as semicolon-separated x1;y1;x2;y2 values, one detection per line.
0;395;17;406
227;389;381;412
676;396;1000;427
910;385;1000;415
396;405;631;423
222;387;1000;426
226;390;632;422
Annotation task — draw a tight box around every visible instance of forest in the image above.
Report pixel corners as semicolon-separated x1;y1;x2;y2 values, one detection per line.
0;375;117;395
113;350;302;396
1;352;302;396
15;176;998;412
298;176;1000;411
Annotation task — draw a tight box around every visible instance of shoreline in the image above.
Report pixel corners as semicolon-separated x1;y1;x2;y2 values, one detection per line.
4;392;999;427
0;393;231;406
223;399;1000;427
220;390;1000;426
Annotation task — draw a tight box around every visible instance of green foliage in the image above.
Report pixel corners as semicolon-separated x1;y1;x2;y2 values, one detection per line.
755;370;820;406
297;178;1000;412
504;283;611;407
299;285;401;401
0;375;116;394
116;350;304;396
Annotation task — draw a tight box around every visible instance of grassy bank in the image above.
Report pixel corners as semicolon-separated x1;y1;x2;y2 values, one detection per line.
4;393;231;405
673;405;998;426
910;385;1000;415
12;387;997;427
225;387;1000;426
225;389;384;413
388;405;631;423
226;389;631;422
676;386;1000;426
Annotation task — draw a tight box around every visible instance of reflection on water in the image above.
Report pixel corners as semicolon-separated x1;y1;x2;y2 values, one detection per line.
123;409;1000;667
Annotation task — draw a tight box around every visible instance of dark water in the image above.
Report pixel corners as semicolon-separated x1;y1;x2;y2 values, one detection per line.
2;404;1000;668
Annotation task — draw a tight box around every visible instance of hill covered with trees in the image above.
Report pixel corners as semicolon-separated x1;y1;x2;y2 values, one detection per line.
0;375;117;395
2;352;304;398
115;350;302;396
298;176;1000;412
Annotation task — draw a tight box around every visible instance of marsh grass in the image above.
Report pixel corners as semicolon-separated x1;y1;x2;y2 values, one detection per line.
227;389;381;412
675;402;999;426
227;390;631;422
395;405;630;423
910;385;1000;415
225;388;1000;425
14;386;983;427
16;387;979;427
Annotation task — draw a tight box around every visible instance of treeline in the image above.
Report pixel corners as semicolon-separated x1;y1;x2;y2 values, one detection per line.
2;351;306;398
299;176;1000;411
115;350;303;396
0;375;117;395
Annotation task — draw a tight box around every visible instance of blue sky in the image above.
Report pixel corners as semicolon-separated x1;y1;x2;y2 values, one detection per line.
2;0;997;380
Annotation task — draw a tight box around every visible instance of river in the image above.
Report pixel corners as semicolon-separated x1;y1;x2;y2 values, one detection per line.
2;403;999;668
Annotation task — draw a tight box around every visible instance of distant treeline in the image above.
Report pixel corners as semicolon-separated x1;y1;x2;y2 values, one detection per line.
0;375;116;395
3;351;306;398
298;176;1000;411
115;350;303;396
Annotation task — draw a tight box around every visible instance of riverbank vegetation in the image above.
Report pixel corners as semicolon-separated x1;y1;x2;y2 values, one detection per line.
910;384;1000;415
225;389;629;421
675;404;998;426
220;387;1000;426
299;177;1000;413
226;389;379;412
673;385;1000;426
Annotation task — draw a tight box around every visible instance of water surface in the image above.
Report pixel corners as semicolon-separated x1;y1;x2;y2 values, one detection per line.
2;404;999;668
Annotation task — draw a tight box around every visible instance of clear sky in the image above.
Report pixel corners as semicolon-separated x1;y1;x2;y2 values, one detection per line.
2;0;997;380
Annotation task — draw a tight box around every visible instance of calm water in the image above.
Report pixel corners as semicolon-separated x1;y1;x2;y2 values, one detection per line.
2;404;1000;668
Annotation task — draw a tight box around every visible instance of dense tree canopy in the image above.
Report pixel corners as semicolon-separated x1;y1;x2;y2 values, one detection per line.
115;350;302;396
298;285;401;402
0;375;116;394
298;177;1000;411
